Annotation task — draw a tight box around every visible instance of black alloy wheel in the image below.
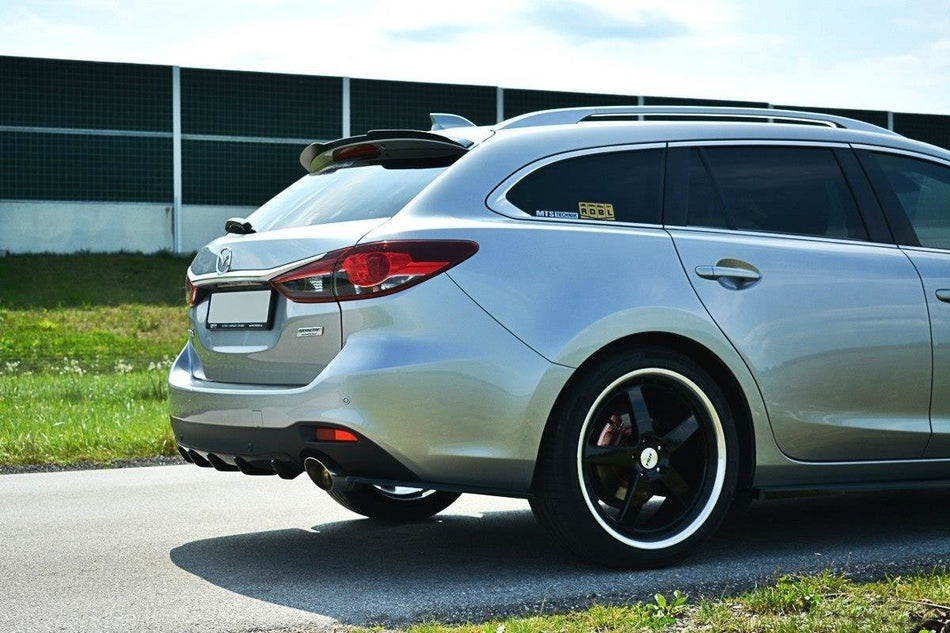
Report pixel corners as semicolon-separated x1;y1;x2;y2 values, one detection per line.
531;346;739;568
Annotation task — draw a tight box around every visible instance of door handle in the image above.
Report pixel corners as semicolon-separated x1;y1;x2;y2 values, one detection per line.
695;265;761;282
936;289;950;303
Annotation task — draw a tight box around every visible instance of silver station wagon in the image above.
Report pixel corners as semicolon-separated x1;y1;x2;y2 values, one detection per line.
170;106;950;568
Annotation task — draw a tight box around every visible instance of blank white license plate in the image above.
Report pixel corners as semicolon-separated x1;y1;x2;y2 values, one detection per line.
206;290;273;330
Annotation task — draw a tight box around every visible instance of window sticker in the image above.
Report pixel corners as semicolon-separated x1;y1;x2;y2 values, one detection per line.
579;202;616;221
535;209;580;219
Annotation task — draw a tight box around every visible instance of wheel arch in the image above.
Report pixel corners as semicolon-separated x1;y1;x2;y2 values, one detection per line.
531;331;756;498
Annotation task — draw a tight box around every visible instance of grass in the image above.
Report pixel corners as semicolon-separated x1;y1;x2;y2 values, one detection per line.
0;253;191;465
0;252;191;308
365;571;950;633
0;367;174;465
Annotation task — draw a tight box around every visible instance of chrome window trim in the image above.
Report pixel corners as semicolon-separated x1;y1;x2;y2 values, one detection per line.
486;142;667;229
666;225;899;249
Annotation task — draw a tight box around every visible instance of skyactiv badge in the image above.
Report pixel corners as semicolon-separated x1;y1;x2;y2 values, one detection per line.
579;202;616;221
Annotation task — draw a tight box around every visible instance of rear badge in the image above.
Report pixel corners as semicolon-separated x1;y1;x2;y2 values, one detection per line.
215;248;233;275
296;326;325;338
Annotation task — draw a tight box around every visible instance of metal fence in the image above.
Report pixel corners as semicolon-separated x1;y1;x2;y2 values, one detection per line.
1;55;949;253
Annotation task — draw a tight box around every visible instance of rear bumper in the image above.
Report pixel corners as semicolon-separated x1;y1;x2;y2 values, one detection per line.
171;417;419;481
168;275;574;493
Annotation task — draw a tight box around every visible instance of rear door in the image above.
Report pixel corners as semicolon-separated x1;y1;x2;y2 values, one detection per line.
667;142;932;461
856;147;950;457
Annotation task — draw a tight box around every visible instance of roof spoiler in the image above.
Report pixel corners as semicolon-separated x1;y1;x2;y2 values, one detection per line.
299;129;470;173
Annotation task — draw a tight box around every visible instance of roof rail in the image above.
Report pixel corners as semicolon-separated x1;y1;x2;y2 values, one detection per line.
430;113;476;130
495;106;895;135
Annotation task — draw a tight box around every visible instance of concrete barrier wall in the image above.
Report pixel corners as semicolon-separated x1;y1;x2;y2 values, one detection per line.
180;205;257;253
0;202;254;254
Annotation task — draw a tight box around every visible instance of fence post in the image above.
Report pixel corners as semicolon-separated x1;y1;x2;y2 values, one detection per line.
342;77;351;138
172;66;183;254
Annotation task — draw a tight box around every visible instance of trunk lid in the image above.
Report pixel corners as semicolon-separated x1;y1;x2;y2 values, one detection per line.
187;220;384;386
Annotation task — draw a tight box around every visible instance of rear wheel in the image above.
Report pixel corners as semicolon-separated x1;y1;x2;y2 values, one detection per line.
328;484;460;521
531;346;739;568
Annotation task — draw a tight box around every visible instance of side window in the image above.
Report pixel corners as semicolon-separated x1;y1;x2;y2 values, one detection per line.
506;149;663;224
686;150;728;229
686;146;869;241
869;152;950;250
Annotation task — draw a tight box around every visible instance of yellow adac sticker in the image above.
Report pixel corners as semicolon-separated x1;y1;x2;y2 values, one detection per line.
578;202;616;221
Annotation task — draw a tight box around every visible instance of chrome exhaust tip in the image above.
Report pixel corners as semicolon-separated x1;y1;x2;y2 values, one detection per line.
304;457;336;491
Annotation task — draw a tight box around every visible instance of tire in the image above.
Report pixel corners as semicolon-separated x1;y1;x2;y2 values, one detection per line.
328;484;460;521
531;345;739;568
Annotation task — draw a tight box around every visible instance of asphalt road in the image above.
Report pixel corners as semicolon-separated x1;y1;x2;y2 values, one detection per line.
2;465;950;633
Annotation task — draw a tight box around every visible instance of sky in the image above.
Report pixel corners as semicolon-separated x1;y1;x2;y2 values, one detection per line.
1;0;948;115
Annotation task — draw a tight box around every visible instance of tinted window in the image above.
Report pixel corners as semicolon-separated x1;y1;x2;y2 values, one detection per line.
870;153;950;250
246;163;446;232
685;150;728;229
686;146;868;241
506;149;663;224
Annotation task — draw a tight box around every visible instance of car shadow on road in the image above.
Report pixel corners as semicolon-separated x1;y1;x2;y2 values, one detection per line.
170;489;950;625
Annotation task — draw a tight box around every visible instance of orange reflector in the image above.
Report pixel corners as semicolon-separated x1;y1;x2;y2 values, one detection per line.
315;428;359;442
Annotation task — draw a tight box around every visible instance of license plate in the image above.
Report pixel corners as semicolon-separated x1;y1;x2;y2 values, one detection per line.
206;290;274;330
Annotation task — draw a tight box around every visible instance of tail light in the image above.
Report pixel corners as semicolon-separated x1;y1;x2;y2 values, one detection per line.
185;276;210;307
271;240;478;303
185;276;199;307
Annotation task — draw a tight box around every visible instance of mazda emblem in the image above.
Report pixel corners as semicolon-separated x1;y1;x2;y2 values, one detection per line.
215;248;233;275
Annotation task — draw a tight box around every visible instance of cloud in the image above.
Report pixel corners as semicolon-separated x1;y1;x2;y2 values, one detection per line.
522;0;690;42
387;24;476;44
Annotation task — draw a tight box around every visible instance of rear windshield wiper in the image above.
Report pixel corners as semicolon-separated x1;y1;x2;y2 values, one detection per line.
224;217;255;235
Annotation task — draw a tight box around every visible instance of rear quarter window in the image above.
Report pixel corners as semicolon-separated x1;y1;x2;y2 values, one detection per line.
505;149;664;224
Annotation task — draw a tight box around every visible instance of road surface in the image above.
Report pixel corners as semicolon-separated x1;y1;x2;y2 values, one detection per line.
1;464;949;632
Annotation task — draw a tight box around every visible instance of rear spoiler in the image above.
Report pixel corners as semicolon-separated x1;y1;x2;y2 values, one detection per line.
299;129;471;173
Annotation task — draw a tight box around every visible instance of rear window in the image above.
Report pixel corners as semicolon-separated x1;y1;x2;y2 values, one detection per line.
506;149;664;224
246;163;447;232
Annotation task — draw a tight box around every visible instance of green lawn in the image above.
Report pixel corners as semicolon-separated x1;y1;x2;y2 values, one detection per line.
0;252;191;308
384;571;950;633
0;253;192;465
0;369;174;465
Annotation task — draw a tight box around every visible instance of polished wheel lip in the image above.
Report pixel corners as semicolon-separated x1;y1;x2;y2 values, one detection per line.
575;367;727;550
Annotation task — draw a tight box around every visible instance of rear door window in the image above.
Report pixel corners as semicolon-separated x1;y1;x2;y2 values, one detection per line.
868;152;950;250
685;146;868;241
506;149;664;224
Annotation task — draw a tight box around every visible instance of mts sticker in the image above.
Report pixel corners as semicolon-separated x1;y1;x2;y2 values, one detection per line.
579;202;615;221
